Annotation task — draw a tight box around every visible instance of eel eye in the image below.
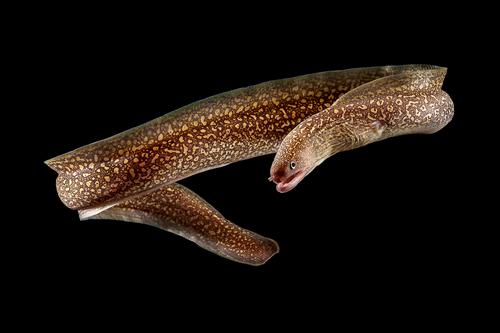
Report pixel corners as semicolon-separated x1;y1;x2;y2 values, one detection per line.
289;161;296;170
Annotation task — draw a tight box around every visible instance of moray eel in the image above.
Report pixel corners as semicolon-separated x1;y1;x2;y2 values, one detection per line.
270;66;454;192
46;65;453;265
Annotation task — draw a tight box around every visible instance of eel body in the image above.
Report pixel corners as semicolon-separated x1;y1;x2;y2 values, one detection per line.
270;66;454;192
46;65;454;265
89;183;279;266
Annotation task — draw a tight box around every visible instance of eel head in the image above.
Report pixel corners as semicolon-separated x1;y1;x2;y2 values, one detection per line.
269;133;316;193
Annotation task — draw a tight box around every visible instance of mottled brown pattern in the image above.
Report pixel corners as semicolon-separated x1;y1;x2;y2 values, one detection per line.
270;66;454;193
46;66;405;211
87;183;278;265
46;65;454;265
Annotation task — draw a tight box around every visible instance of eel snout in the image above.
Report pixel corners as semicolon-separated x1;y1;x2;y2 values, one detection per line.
269;169;306;193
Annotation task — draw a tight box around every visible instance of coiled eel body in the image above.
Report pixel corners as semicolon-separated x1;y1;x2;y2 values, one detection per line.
46;65;454;265
269;66;454;192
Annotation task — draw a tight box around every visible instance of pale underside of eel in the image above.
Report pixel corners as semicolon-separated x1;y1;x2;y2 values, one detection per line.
46;65;454;265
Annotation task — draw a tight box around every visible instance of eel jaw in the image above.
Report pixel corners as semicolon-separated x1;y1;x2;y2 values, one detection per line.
271;170;307;193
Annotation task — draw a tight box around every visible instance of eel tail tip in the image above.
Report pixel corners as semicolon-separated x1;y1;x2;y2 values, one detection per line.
44;157;58;172
249;237;280;267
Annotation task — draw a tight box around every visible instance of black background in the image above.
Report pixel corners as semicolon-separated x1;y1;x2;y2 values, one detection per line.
14;4;490;327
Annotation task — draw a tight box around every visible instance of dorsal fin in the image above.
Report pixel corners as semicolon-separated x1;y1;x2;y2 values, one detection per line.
333;65;447;105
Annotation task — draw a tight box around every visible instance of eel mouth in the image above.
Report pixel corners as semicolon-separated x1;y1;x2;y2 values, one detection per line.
270;170;306;193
